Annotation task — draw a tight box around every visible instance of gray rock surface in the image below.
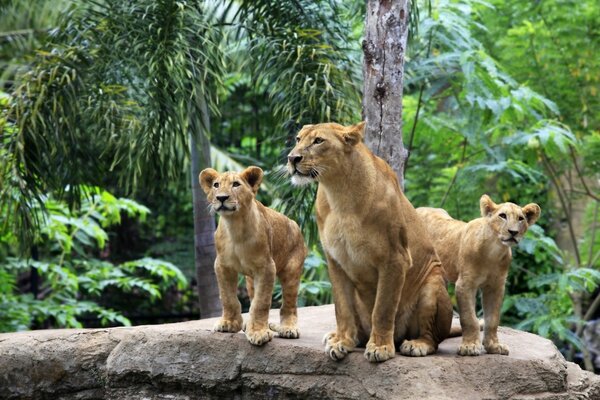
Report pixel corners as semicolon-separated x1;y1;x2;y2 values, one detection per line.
1;304;599;399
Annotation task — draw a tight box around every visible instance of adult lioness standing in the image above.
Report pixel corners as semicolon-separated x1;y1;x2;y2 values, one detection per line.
288;122;452;362
200;166;307;346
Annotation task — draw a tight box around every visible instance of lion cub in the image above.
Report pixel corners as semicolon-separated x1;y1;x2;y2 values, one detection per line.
417;195;540;356
200;166;307;346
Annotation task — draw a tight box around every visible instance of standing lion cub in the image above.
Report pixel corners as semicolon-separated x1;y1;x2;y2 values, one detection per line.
417;195;541;356
200;166;307;346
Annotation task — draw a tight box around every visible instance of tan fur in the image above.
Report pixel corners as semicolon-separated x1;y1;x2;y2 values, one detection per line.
417;195;541;356
200;166;307;346
287;122;452;362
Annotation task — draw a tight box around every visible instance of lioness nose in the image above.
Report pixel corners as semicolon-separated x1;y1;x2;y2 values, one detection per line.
288;154;303;165
508;229;518;237
216;195;230;202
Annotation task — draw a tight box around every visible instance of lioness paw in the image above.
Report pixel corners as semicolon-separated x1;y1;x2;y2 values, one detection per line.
245;328;273;346
213;318;242;333
323;331;355;361
400;339;434;357
458;342;483;356
365;341;395;363
485;341;509;355
269;322;300;339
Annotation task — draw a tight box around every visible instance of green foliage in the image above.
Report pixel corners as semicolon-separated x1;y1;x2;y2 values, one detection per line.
0;187;187;332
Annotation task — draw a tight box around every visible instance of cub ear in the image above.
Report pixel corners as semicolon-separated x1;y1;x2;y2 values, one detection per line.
522;203;541;225
343;121;365;146
480;194;497;218
241;166;263;194
199;168;219;194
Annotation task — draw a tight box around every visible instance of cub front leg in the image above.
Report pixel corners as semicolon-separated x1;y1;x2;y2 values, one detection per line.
456;277;483;356
482;281;509;355
324;254;360;361
270;251;304;339
213;260;243;333
365;252;408;363
245;260;276;346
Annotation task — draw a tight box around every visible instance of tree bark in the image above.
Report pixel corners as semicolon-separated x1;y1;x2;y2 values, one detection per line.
362;0;410;189
190;98;222;319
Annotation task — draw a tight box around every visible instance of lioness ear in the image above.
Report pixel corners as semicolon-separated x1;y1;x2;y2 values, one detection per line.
522;203;541;225
343;121;365;146
241;166;263;194
199;168;219;194
480;194;497;218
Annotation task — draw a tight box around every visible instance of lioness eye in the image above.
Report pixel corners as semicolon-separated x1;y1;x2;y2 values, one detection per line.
232;181;241;187
295;137;301;143
499;213;507;220
314;137;324;144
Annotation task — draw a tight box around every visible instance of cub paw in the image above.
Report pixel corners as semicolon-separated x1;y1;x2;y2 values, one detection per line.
458;341;483;356
485;341;509;355
213;318;242;333
323;331;355;361
269;322;300;339
400;339;434;357
245;328;273;346
364;341;395;363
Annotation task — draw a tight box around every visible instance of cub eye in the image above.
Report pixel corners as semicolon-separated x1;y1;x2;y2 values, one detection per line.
499;213;507;220
314;137;324;144
295;137;301;143
213;182;219;188
232;181;241;187
518;216;525;221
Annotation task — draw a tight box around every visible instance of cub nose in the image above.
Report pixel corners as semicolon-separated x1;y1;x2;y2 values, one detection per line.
508;229;518;237
288;154;303;165
216;195;230;203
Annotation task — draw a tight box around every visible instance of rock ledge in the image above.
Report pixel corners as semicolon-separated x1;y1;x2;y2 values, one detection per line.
1;305;599;399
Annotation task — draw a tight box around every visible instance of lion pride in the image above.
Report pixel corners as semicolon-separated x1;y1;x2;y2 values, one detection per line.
287;122;452;362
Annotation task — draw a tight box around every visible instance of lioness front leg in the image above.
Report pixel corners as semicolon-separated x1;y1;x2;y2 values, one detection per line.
213;260;243;333
482;281;509;355
245;261;276;346
456;278;483;356
324;255;359;361
365;253;408;363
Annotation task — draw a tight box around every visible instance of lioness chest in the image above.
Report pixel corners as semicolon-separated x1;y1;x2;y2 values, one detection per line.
320;212;388;285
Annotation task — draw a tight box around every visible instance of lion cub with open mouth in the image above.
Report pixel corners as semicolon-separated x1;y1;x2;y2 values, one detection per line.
200;166;307;346
417;195;540;356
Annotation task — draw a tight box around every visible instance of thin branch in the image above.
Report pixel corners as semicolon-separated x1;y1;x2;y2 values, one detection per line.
405;25;435;172
541;151;581;266
569;145;600;201
587;201;599;267
440;137;467;208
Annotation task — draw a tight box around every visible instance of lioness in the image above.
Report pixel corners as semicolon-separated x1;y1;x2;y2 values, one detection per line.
417;195;541;356
287;122;452;362
200;166;307;346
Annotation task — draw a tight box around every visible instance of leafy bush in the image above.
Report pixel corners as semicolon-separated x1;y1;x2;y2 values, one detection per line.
0;186;186;332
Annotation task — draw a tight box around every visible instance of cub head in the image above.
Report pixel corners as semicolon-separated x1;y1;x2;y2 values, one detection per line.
480;194;541;247
199;166;263;216
287;121;366;186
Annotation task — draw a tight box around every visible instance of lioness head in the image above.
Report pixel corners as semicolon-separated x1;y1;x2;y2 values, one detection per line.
287;122;366;185
480;194;541;247
199;166;263;215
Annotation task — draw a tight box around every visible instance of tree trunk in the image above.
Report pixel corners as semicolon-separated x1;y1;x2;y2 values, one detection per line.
362;0;410;189
190;98;222;319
